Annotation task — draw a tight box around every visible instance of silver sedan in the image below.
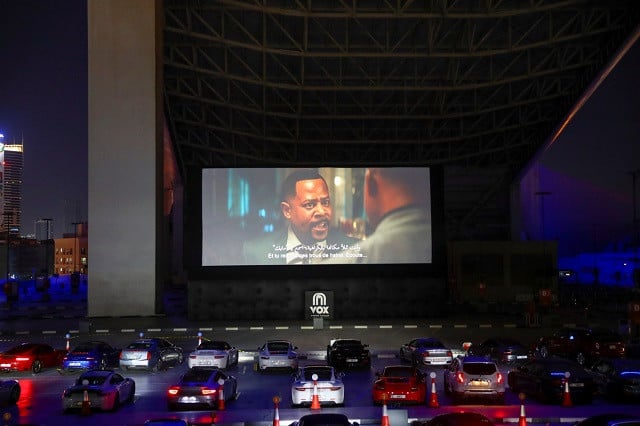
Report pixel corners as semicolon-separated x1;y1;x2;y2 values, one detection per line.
257;340;299;372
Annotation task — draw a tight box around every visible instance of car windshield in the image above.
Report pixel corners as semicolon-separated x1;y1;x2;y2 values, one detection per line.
336;340;362;348
463;363;497;375
77;376;107;386
182;369;215;383
72;344;98;352
4;344;38;354
198;341;227;350
267;342;290;352
384;367;414;377
127;342;153;350
420;340;444;348
303;368;333;381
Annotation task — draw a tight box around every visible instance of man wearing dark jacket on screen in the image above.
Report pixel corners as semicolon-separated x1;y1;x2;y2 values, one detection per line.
243;169;356;265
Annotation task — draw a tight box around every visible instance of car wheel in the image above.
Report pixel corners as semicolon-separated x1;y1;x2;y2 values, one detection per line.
575;352;586;365
153;358;164;372
31;360;42;374
411;355;418;367
126;383;136;403
9;386;20;404
99;358;108;370
177;353;184;365
111;392;120;412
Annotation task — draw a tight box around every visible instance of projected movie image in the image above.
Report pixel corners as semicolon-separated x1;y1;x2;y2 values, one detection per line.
202;167;432;266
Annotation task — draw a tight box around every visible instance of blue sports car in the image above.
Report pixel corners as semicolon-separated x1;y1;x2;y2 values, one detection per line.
62;340;121;372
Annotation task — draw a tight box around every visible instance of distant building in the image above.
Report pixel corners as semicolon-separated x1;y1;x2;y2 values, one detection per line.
35;218;54;241
54;222;88;275
0;136;23;236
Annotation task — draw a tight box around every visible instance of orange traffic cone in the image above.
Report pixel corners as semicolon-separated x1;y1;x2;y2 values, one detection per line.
518;401;527;426
273;396;281;426
81;388;91;416
562;376;572;407
429;372;439;408
381;396;390;426
218;381;225;410
310;375;321;410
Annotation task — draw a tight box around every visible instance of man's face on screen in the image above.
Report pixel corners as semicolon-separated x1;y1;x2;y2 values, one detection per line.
281;178;332;244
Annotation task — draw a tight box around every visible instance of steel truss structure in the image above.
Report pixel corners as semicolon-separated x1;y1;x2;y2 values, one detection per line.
163;0;639;240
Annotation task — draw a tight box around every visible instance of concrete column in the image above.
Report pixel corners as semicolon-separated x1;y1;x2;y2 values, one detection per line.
87;0;162;316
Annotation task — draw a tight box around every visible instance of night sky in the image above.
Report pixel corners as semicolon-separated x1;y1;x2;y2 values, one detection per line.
0;0;87;238
0;1;638;252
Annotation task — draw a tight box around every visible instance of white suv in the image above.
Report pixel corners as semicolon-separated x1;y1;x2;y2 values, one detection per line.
443;356;505;404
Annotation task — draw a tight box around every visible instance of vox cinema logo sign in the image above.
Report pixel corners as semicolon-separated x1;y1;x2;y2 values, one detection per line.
305;291;334;319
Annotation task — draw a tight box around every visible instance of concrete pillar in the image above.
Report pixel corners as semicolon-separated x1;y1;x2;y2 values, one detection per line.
87;0;162;316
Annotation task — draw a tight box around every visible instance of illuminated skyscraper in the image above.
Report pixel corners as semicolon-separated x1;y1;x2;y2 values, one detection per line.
0;134;23;236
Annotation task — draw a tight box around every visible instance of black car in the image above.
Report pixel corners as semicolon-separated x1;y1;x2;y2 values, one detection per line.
586;358;640;402
326;339;370;369
291;414;359;426
466;337;531;363
507;357;596;404
573;413;640;426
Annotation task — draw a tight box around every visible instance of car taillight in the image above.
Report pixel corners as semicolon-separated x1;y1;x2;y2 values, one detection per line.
496;372;503;384
119;352;123;359
146;352;152;360
456;372;465;384
329;386;342;391
423;351;430;357
16;357;30;362
168;387;180;395
86;357;95;361
294;386;307;392
447;350;452;357
201;387;217;395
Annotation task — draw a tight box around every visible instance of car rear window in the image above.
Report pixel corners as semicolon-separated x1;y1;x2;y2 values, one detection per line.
304;368;333;381
267;342;290;352
463;362;497;375
198;341;227;350
127;342;153;350
182;369;215;383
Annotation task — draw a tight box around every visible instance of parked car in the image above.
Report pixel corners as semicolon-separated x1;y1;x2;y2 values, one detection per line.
291;364;344;407
62;369;135;412
290;413;359;426
0;343;67;373
257;340;298;373
573;413;640;426
424;412;495;426
372;365;426;405
466;337;531;363
119;338;184;371
62;340;121;372
507;357;596;404
443;356;505;404
399;337;453;367
188;340;239;369
536;327;626;365
326;339;370;370
167;367;237;410
0;380;20;405
586;357;640;401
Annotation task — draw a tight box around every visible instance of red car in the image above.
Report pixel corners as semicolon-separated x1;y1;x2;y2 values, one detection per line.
372;365;426;405
0;343;67;373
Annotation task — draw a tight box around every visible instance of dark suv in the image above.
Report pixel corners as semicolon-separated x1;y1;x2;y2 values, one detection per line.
536;327;626;365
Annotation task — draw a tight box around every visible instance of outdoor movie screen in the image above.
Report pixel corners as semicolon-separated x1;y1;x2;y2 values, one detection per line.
201;167;432;266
